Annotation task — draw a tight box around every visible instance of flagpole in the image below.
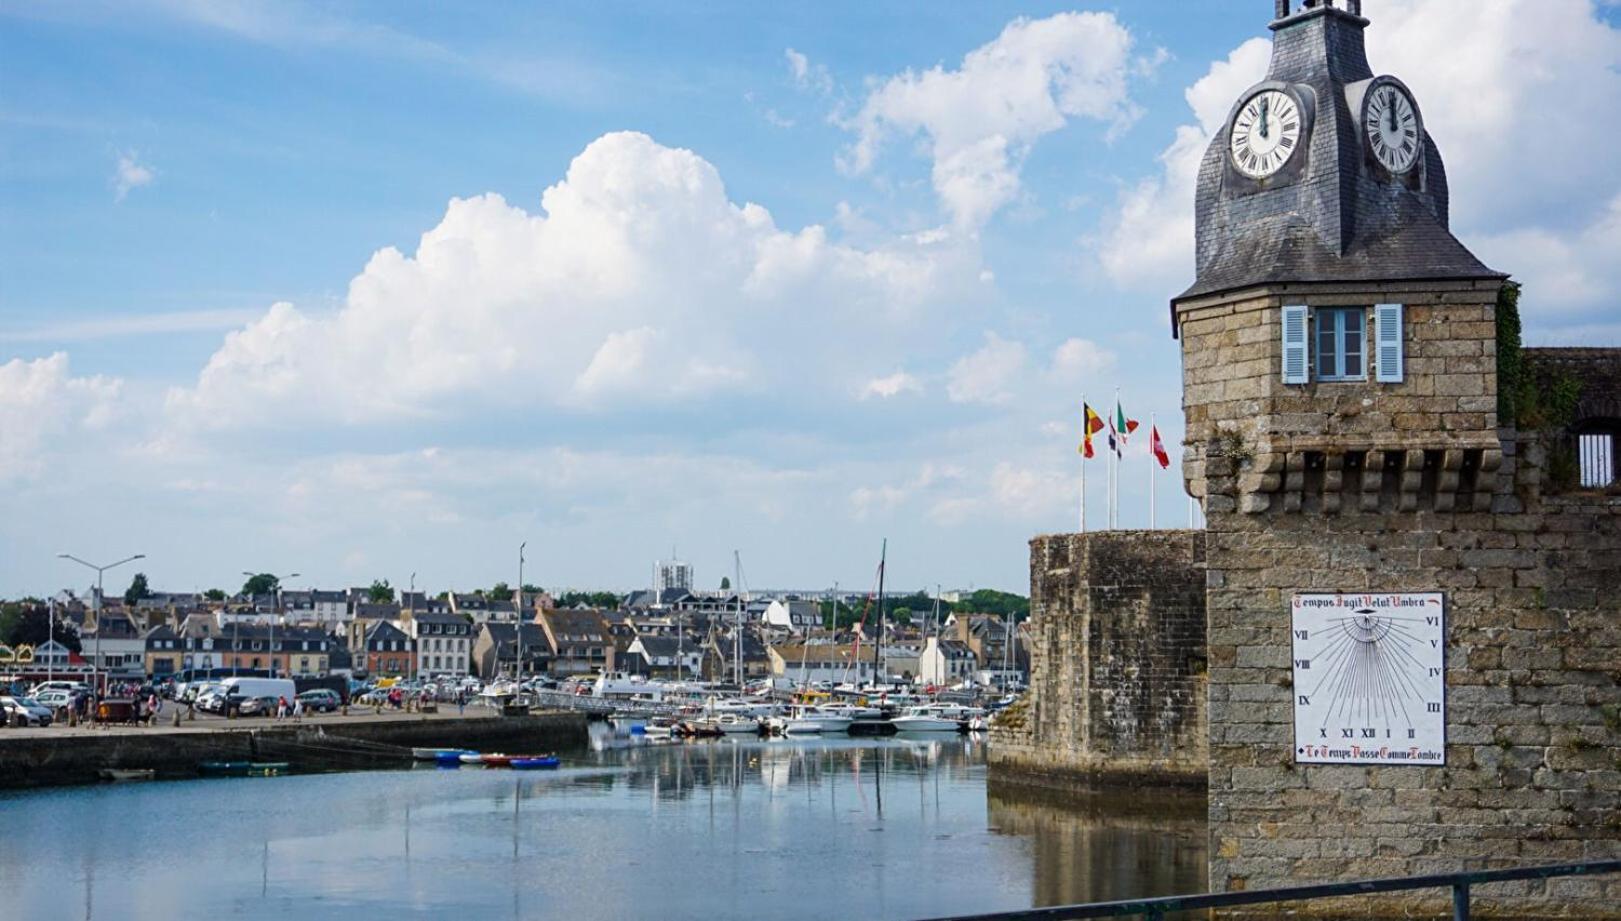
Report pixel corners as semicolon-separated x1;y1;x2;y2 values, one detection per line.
1150;412;1157;529
1079;395;1087;534
1111;387;1120;530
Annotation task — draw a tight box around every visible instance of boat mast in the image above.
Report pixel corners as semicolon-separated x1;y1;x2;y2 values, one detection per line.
733;550;742;688
873;539;886;688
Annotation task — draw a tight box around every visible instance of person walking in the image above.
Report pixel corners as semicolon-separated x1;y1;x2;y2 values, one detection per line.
275;695;288;721
291;695;303;722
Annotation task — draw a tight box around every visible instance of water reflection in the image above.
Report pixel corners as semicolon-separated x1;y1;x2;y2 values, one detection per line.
1;730;1204;921
987;787;1207;910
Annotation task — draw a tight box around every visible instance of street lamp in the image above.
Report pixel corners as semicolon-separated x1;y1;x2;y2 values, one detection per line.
243;571;299;679
57;552;144;696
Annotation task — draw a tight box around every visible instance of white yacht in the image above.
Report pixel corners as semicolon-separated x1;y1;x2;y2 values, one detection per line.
698;712;762;735
890;704;964;733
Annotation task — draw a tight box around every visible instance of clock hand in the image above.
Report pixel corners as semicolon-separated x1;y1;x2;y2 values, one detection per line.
1386;95;1397;135
1259;97;1270;140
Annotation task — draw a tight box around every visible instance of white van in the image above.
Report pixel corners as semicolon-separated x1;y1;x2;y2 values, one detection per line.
218;677;297;712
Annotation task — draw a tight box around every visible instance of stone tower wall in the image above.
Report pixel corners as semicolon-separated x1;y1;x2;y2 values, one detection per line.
1180;288;1621;918
989;530;1207;794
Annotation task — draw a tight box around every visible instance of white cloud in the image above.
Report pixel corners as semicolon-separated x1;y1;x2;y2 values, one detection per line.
860;370;922;400
0;353;122;480
785;47;832;94
1094;0;1621;335
841;11;1147;229
1049;337;1116;380
114;151;155;201
946;332;1026;405
166;131;978;429
1093;38;1269;288
0;307;263;343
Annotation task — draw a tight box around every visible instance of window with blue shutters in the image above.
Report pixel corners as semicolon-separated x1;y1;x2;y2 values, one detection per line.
1281;304;1309;384
1315;306;1366;381
1374;303;1404;382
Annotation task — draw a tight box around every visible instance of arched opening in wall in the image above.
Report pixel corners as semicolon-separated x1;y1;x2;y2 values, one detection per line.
1575;418;1619;489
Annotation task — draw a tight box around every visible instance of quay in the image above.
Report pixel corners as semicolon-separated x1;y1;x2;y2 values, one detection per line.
0;708;588;789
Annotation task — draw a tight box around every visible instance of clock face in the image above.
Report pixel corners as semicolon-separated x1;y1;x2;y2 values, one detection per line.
1364;83;1420;173
1229;89;1301;179
1290;593;1446;765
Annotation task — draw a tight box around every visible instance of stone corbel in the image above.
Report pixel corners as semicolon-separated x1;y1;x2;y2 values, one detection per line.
1474;448;1502;510
1322;453;1345;514
1361;450;1385;512
1282;453;1308;513
1398;451;1425;512
1434;449;1464;512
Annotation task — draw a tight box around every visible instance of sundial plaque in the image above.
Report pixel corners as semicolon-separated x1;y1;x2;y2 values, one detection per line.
1290;592;1445;765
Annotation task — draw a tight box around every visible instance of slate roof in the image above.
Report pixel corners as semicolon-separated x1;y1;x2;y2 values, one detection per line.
1174;5;1502;312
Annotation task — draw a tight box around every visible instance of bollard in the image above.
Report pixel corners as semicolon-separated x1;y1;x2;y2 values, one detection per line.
172;708;182;727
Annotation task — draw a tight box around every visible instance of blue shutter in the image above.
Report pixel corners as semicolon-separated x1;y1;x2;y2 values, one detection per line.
1375;303;1404;382
1281;304;1309;384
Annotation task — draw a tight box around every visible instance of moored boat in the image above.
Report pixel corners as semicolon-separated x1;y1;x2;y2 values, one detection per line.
98;768;155;782
889;705;963;732
413;747;464;761
510;755;560;770
457;752;486;764
480;754;513;767
435;750;473;765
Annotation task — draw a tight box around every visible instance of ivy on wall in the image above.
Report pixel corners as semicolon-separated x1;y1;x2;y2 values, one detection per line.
1496;282;1581;431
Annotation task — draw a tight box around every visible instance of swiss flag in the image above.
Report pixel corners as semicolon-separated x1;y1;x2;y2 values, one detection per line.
1151;425;1171;469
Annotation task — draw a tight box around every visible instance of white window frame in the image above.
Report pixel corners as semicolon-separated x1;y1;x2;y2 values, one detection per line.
1315;306;1367;382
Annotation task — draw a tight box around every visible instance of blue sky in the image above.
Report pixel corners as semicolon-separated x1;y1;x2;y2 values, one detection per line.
3;0;1618;598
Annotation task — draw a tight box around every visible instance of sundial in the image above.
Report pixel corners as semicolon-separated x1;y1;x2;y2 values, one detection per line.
1290;593;1446;765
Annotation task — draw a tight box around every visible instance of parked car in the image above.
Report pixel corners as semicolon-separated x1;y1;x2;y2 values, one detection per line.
237;695;281;717
28;680;88;699
1;696;53;727
296;689;340;712
32;689;73;710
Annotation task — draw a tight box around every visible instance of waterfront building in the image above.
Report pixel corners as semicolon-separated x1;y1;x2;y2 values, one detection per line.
361;621;413;678
767;643;874;687
535;608;614;676
398;609;472;680
917;637;976;686
310;590;348;627
759;599;820;634
470;622;549;679
698;630;770;682
622;635;701;678
143;623;181;678
80;610;146;680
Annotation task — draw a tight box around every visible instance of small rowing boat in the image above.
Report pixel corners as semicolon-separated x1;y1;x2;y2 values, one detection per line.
458;752;486;764
480;754;513;767
510;756;560;770
435;750;473;765
98;768;155;782
413;747;463;761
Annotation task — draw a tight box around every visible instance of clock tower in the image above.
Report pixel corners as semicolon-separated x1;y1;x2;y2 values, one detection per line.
1175;0;1506;516
1170;0;1563;906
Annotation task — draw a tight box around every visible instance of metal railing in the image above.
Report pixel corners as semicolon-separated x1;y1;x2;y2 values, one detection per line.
920;860;1621;921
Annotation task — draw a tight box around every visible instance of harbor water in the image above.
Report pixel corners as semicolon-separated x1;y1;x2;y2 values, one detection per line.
0;727;1205;920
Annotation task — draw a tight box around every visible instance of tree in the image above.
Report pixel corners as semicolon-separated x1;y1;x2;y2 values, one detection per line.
521;584;541;595
203;588;227;602
242;573;279;596
489;581;511;601
720;576;731;591
367;579;395;603
123;572;153;605
557;590;622;610
0;603;81;653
